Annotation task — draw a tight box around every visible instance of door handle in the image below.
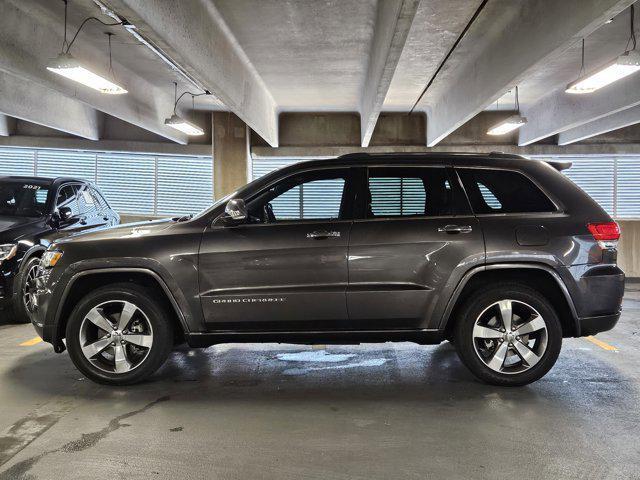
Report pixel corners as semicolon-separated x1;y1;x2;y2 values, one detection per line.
438;224;473;234
306;230;341;239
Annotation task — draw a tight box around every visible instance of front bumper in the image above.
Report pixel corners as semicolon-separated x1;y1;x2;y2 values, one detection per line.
0;259;18;311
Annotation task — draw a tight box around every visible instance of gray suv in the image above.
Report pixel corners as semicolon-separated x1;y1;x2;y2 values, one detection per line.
31;153;624;386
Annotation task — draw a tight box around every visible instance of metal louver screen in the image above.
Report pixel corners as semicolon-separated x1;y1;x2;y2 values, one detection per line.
0;146;213;216
616;158;640;219
561;157;615;216
96;153;156;214
157;156;213;216
36;150;96;181
252;157;304;180
0;148;35;176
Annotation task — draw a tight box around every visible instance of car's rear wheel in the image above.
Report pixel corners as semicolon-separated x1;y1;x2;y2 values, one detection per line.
66;283;173;385
453;283;562;386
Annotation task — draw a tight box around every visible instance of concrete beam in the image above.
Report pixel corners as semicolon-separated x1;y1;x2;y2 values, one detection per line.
519;73;640;146
558;105;640;145
0;114;16;137
423;0;635;147
0;71;101;140
105;0;279;147
252;143;640;159
360;0;419;147
0;0;188;144
0;135;211;156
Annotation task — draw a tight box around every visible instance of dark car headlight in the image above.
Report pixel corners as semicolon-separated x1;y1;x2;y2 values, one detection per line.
0;244;17;264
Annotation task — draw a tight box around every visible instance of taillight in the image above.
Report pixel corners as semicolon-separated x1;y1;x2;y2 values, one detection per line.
587;222;620;242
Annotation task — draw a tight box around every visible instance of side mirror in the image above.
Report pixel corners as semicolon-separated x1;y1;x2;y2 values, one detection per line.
58;206;73;222
223;198;248;223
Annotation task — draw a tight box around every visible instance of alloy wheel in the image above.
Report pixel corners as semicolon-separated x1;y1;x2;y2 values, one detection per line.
472;299;548;375
79;300;154;374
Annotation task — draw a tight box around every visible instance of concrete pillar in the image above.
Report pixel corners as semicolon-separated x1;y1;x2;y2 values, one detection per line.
213;112;250;200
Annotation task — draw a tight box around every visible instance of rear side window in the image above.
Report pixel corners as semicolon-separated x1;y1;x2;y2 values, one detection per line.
458;169;556;214
367;167;459;218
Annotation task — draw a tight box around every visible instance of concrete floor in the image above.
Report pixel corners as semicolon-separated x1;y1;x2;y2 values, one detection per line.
0;289;639;480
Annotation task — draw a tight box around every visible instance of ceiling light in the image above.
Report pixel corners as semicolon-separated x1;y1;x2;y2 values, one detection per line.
487;86;527;135
567;6;638;94
487;114;528;135
164;114;204;136
47;53;127;94
566;50;640;94
47;1;126;94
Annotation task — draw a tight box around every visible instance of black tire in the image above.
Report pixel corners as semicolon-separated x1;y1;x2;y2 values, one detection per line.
453;283;562;386
66;283;174;386
6;256;41;324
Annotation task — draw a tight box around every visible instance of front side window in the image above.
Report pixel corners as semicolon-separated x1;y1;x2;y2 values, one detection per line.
0;181;50;217
366;167;458;218
248;169;350;223
457;168;556;214
56;184;80;216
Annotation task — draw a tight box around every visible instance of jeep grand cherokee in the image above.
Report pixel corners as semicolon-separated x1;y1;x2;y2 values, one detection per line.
31;153;624;386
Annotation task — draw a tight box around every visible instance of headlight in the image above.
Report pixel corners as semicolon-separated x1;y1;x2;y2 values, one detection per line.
42;250;64;268
0;244;17;263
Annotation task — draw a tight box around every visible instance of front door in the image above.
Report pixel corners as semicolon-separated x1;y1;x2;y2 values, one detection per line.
198;167;356;331
347;165;485;330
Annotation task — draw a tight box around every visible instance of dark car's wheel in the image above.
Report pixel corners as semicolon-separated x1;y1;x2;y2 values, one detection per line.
5;256;41;324
453;283;562;386
66;283;173;385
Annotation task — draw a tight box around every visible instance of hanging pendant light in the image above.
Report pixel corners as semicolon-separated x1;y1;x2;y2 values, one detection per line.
487;86;527;135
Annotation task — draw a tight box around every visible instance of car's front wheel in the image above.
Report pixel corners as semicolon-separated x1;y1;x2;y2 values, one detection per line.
66;283;173;385
453;283;562;386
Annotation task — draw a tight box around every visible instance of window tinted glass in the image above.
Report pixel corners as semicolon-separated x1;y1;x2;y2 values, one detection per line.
458;169;556;214
90;187;109;212
78;185;98;216
0;181;50;217
367;167;456;218
56;184;80;216
249;169;349;222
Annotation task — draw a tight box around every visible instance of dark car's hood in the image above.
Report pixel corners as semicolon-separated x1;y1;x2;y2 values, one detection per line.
0;215;46;243
54;218;176;246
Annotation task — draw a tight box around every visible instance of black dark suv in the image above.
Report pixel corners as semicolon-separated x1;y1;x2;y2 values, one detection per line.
0;176;119;323
31;154;624;386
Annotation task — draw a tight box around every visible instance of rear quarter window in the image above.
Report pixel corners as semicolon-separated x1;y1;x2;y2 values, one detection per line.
457;168;556;214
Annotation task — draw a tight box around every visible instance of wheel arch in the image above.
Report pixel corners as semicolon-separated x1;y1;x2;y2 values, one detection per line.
441;263;579;339
53;268;189;348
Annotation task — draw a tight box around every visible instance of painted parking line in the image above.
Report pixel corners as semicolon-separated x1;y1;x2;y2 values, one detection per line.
19;337;43;347
585;335;618;351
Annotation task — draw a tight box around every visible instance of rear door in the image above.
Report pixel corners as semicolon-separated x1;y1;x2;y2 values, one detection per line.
347;165;485;330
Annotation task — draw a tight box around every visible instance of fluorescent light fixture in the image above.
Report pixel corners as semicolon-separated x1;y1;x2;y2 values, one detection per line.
486;115;528;135
566;50;640;94
164;114;205;136
47;53;127;95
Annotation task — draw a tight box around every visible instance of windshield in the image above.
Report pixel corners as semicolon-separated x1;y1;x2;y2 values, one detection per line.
0;182;50;217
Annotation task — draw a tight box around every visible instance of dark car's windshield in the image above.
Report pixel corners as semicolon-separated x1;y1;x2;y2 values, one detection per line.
0;182;50;217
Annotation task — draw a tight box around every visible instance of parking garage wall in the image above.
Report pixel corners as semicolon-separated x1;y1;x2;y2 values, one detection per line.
0;147;214;216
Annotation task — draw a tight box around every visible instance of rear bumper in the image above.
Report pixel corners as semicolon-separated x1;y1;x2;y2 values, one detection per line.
577;311;621;337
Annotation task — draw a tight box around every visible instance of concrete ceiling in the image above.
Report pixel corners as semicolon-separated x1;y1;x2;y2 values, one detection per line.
1;0;639;148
